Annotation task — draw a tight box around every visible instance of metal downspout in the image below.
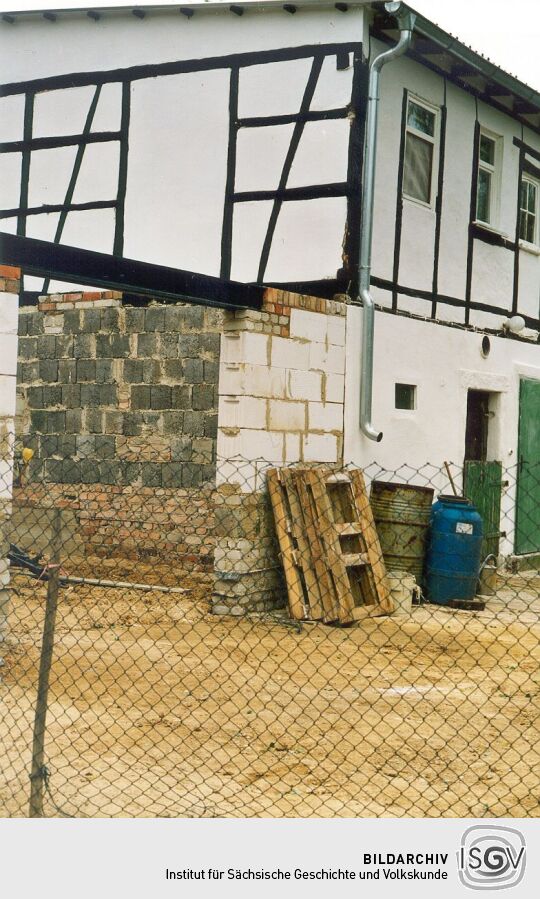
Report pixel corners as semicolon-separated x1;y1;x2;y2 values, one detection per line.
359;2;415;441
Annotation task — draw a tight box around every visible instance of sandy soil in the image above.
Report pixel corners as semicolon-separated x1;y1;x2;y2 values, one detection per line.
1;561;539;818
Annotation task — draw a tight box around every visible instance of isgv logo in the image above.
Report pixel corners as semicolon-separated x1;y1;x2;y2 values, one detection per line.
457;825;526;890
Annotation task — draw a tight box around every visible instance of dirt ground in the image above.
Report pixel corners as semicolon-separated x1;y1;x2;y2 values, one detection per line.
1;559;539;818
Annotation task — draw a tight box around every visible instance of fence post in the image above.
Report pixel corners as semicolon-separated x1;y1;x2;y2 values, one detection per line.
28;507;62;818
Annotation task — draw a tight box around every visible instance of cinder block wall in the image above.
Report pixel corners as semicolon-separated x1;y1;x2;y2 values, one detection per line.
213;288;347;614
14;291;221;567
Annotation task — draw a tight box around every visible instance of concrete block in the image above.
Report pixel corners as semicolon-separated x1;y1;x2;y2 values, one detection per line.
240;428;284;462
183;358;204;383
284;432;302;462
125;308;145;331
18;337;37;360
63;310;80;334
286;369;323;401
0;293;19;335
96;359;113;383
183;410;206;437
39;359;59;382
0;376;16;417
150;386;172;409
289;308;327;343
219;363;286;399
218;362;243;396
218;395;267;430
325;372;345;403
0;459;14;498
192;384;215;411
0;334;18;375
308;401;343;432
268;399;306;431
131;386;151;410
216;429;241;461
171;385;192;409
77;359;96;381
204;413;218;439
178;334;200;358
248;365;287;399
327;315;346;346
124;359;144;383
81;308;102;333
310;342;345;374
43;314;64;335
145;306;167;332
216;459;258;493
222;332;269;366
74;334;96;359
182;306;204;331
303;433;339;463
271;335;310;370
160;333;180;359
137;332;158;356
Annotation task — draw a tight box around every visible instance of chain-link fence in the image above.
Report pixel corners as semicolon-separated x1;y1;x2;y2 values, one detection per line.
0;455;539;818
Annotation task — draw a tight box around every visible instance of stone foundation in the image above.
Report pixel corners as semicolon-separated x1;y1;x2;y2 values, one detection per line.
213;482;284;614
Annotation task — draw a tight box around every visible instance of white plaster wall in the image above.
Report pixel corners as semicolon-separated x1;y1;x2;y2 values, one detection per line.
0;7;365;289
437;82;476;301
0;286;18;500
0;7;365;83
1;7;538;323
344;305;540;555
371;45;540;331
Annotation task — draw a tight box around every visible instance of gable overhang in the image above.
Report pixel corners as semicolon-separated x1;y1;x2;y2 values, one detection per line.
371;4;540;134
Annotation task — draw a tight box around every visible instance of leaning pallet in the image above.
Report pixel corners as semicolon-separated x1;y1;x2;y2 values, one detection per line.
267;466;394;625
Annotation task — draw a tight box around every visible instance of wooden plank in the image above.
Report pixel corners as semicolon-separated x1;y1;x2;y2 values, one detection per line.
348;469;394;613
334;523;364;536
306;469;356;624
292;470;340;622
341;553;369;567
267;469;306;620
281;469;325;620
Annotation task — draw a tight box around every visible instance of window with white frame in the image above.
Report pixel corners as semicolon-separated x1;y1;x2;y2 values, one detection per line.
476;130;501;226
519;176;538;244
403;96;438;206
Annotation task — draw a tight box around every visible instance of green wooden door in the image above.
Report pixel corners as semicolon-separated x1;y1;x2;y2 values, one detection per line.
464;460;502;559
516;379;540;554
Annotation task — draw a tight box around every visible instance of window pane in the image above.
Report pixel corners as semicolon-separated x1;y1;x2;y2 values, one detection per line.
403;132;433;203
476;168;491;222
480;134;495;165
519;209;527;241
527;181;537;212
407;101;435;137
526;214;535;243
395;383;416;410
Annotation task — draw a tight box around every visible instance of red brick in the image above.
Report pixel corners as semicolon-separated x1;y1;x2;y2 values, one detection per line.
0;264;21;280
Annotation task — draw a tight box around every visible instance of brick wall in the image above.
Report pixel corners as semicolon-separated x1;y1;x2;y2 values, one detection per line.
14;292;222;566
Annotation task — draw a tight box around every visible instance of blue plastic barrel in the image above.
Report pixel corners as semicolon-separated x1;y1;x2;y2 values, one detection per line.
425;495;483;605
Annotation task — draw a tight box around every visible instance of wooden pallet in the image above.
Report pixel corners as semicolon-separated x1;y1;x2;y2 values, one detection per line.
268;467;393;625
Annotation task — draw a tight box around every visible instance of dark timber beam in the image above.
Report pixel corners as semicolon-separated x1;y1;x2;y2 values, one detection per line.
0;232;264;311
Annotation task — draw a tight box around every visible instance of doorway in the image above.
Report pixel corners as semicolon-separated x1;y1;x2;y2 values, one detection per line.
463;390;502;558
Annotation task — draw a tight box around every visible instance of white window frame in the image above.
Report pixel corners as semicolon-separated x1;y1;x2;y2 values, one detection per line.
475;128;503;229
402;94;440;210
519;174;539;248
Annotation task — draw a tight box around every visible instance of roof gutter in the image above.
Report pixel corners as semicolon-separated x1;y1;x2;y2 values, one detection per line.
359;1;415;442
